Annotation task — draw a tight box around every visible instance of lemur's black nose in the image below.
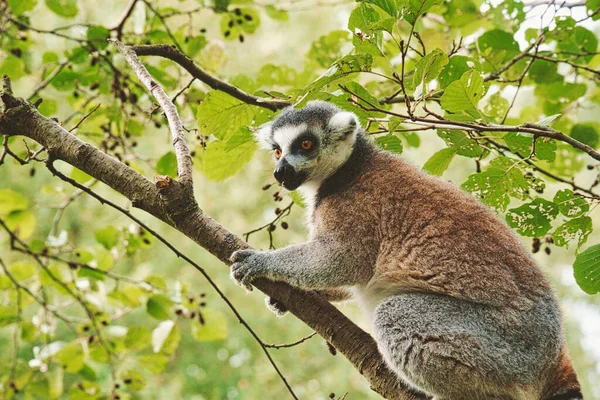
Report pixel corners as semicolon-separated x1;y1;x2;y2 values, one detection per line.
274;159;297;185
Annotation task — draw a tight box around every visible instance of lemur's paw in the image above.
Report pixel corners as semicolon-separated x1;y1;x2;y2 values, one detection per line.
230;249;267;291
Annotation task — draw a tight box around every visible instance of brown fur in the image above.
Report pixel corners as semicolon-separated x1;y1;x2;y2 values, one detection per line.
311;140;581;398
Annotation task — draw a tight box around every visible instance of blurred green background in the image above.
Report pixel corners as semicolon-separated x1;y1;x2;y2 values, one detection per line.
1;0;600;399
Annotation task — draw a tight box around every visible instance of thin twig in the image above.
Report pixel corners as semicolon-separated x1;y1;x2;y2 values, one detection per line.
264;332;317;349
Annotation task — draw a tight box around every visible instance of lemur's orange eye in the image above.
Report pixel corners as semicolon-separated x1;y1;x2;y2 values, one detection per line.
274;148;282;158
301;140;313;150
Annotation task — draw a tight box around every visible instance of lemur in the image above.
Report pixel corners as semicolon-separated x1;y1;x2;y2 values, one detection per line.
230;101;582;400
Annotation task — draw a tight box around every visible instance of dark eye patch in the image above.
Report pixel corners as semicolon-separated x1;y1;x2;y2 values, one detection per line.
291;133;318;153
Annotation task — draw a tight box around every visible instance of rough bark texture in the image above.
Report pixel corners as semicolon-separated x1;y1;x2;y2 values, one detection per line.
0;87;424;400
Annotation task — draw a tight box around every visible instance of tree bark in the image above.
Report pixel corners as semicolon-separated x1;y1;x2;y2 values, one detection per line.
0;81;424;400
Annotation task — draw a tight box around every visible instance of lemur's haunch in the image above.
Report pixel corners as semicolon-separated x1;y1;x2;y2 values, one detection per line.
230;101;582;400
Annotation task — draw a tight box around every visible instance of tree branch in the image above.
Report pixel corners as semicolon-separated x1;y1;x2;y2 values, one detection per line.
110;39;194;186
130;44;290;112
339;85;600;162
0;76;418;400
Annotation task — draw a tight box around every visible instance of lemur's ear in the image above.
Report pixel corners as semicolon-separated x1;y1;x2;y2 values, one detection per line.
328;111;360;138
253;122;274;149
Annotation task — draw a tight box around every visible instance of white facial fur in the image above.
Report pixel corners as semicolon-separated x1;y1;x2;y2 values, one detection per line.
256;109;360;205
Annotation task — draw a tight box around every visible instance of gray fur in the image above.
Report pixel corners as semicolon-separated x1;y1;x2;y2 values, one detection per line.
231;101;575;400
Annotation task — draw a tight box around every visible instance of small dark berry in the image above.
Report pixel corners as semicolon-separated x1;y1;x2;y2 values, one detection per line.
237;19;243;24
234;8;242;15
545;247;551;255
239;35;244;43
329;393;335;399
281;222;288;230
154;121;161;128
200;28;207;33
262;184;271;190
228;20;234;28
275;208;281;215
143;238;151;245
200;292;206;298
200;301;206;307
190;312;196;319
224;30;231;38
244;14;253;21
587;164;594;170
30;168;35;177
268;224;276;232
124;378;132;384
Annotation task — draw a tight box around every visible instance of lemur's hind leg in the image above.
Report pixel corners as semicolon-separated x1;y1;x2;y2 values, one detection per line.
373;292;561;400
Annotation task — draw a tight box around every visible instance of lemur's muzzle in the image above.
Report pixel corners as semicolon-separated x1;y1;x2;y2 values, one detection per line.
274;159;307;190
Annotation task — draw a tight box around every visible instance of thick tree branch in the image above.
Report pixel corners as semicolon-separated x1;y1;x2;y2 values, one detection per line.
130;44;290;112
0;77;418;400
110;39;194;186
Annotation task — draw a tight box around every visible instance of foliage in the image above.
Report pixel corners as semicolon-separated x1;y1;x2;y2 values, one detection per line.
1;0;600;398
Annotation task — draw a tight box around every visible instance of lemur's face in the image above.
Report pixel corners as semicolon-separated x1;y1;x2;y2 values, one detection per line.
255;101;359;191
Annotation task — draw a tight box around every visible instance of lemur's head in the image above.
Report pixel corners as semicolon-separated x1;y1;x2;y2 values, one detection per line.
255;101;360;191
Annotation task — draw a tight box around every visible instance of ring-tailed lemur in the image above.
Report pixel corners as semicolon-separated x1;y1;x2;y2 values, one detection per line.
230;101;582;400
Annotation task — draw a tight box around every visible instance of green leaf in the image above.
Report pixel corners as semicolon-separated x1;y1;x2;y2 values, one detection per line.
94;226;120;250
195;139;257;182
196;91;255;140
403;0;444;25
348;4;383;56
67;380;100;400
146;294;173;320
423;147;456;176
553;189;590;218
7;0;37;15
438;56;471;89
58;341;85;373
505;199;559;237
8;261;37;281
0;189;29;215
264;5;289;21
413;48;449;90
120;369;146;391
191;310;228;341
5;210;36;239
358;0;399;17
375;134;403;154
302;54;373;96
156;151;178;178
535;114;561;127
307;30;350;69
461;157;534;211
529;59;562;84
570;123;599;149
289;191;306;208
437;130;483;157
137;354;169;374
86;26;110;50
557;26;598;64
552;216;592;249
573;243;600;294
440;70;484;113
45;0;78;18
125;326;152;351
477;29;520;65
152;320;180;354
